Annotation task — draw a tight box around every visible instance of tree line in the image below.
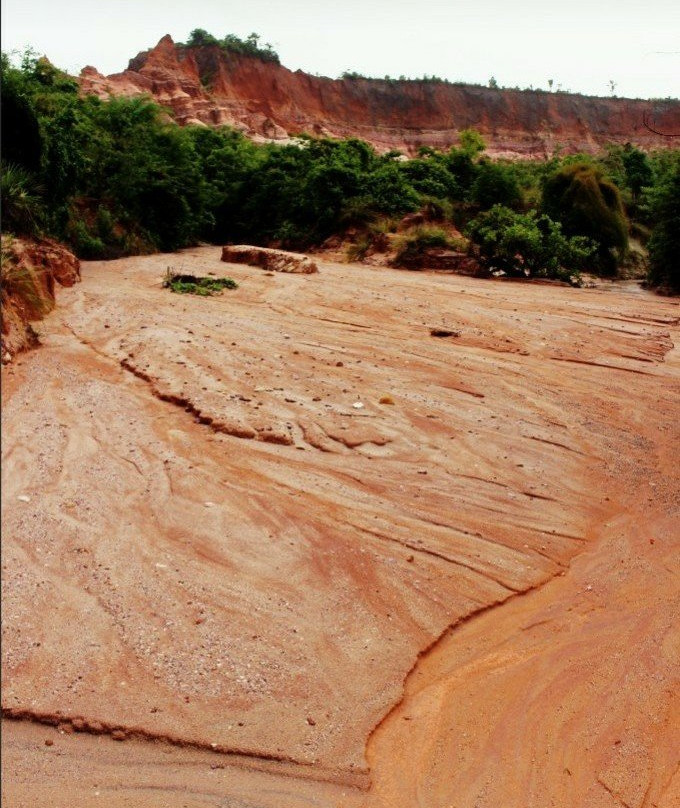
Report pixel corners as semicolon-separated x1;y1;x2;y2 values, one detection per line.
1;50;678;291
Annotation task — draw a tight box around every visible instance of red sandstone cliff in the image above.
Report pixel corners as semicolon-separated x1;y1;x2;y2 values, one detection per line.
1;236;80;361
80;34;680;157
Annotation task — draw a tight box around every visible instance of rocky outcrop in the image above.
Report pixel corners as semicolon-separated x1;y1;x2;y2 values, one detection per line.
1;236;80;360
389;248;483;274
79;35;680;157
14;237;81;289
221;245;319;273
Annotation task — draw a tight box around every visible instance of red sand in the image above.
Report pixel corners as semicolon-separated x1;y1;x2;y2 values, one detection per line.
2;248;678;806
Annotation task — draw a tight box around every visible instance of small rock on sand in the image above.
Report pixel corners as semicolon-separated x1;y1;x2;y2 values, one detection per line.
430;328;461;338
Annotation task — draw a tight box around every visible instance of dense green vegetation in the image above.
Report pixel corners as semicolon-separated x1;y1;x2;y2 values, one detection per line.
646;162;680;292
1;49;678;290
466;206;594;281
542;162;628;274
180;29;279;63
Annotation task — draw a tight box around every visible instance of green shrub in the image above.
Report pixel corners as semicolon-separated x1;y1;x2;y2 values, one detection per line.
184;29;220;47
471;161;522;210
162;269;238;295
596;144;653;217
1;162;44;235
542;162;628;274
419;196;454;222
466;205;594;282
398;157;459;199
338;196;380;228
346;235;373;262
647;163;680;293
444;149;478;198
393;226;457;267
67;218;107;259
345;218;396;261
458;128;486;157
365;163;420;215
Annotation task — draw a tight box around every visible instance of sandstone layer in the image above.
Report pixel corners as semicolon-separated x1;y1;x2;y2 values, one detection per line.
221;245;319;273
2;250;679;806
79;35;680;157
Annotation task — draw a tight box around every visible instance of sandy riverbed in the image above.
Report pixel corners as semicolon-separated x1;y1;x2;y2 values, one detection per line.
2;248;678;806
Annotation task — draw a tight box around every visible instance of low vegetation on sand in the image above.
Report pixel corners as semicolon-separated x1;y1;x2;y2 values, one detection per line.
1;46;678;292
162;269;238;296
393;226;466;268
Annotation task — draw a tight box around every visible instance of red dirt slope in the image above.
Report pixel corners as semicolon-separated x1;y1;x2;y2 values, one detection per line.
79;35;680;157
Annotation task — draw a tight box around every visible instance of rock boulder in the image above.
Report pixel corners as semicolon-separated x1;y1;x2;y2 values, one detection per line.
221;245;319;274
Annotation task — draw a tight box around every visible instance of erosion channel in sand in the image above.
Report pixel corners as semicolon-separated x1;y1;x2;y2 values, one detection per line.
2;248;678;806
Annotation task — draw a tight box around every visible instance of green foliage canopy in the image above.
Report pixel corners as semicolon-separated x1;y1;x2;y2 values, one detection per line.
471;160;522;210
2;46;676;290
183;30;280;63
542;162;628;274
466;205;594;281
647;162;680;292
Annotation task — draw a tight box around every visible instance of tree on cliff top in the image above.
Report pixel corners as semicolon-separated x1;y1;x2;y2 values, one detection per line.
184;30;280;64
185;29;219;47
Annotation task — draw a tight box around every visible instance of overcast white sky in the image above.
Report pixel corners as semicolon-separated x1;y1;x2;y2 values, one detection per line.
2;0;678;99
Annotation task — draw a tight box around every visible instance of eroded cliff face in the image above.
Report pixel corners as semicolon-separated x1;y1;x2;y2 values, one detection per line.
0;236;80;361
82;35;679;157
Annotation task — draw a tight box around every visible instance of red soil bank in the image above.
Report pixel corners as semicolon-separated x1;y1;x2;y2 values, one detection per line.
79;35;680;157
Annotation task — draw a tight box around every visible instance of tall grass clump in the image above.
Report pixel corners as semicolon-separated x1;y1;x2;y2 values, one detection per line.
1;162;44;235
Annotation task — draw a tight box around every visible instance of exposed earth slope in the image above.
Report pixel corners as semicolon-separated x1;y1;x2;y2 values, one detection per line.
2;250;679;806
79;35;680;156
1;236;80;360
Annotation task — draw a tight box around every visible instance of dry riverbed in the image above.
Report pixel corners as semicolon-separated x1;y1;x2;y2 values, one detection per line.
2;247;678;806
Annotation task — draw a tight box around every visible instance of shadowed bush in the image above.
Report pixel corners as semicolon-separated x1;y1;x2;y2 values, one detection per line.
542;162;628;275
393;226;463;268
471;161;522;210
647;163;680;293
0;162;44;235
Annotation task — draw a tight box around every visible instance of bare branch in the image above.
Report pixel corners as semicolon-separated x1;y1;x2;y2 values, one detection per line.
643;110;680;137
